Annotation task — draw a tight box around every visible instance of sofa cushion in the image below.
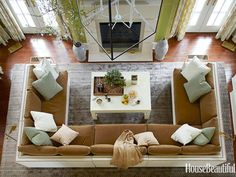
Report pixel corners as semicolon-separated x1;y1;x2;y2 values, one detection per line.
134;132;159;146
58;145;90;156
18;145;58;155
171;124;202;145
94;124;146;144
32;72;63;101
181;144;221;155
41;71;68;125
181;57;211;81
173;69;201;125
31;111;57;132
50;124;79;145
200;90;217;123
69;125;95;146
184;73;211;103
21;119;34;145
148;145;181;155
202;117;219;146
193;127;216;146
24;90;41;119
206;63;214;89
24;127;53;146
90;144;147;155
147;124;182;146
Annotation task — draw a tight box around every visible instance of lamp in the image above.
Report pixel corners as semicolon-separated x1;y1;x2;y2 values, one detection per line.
76;0;162;61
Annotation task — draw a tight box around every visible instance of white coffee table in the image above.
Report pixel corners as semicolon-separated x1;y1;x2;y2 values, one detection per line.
90;72;151;120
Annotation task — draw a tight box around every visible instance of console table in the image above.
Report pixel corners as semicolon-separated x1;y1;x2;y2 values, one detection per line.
90;72;151;120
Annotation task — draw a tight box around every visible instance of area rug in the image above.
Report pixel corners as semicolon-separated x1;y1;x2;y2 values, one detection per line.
0;62;234;177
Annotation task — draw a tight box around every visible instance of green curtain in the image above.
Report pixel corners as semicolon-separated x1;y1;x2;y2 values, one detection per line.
58;0;86;43
154;0;180;41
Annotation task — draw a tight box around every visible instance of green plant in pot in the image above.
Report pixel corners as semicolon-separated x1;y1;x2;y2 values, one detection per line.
104;69;126;89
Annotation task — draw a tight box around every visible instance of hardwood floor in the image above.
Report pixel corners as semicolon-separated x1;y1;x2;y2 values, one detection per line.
0;33;235;164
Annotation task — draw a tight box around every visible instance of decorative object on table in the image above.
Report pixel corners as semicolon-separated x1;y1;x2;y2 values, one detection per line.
94;69;125;96
96;98;103;105
128;90;137;99
131;75;138;85
154;39;169;61
8;42;22;54
121;94;129;105
72;42;87;62
105;94;111;102
96;82;104;92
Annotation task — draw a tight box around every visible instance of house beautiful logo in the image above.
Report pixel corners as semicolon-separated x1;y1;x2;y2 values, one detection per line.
185;163;235;173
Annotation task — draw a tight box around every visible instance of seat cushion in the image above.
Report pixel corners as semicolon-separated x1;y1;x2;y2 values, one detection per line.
58;145;90;156
148;145;181;155
147;124;182;146
173;69;201;125
90;144;147;155
24;90;42;119
200;90;217;123
41;71;68;125
69;125;95;146
181;144;221;155
94;124;146;144
18;145;58;155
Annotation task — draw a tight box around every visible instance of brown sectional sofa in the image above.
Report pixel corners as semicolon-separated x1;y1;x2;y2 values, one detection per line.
17;63;222;166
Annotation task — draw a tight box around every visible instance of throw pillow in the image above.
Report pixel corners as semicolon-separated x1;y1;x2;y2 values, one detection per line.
33;59;59;79
171;124;202;145
181;56;211;81
31;111;57;132
32;72;63;100
184;73;211;103
50;124;79;145
193;127;215;146
24;127;53;146
134;132;159;146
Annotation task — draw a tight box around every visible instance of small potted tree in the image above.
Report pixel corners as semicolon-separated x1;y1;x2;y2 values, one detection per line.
104;69;126;89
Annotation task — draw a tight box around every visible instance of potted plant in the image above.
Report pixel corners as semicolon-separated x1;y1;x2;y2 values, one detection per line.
104;69;126;89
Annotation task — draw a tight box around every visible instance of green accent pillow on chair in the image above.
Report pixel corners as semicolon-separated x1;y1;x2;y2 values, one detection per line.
193;127;215;146
24;127;53;146
184;73;211;103
32;72;62;100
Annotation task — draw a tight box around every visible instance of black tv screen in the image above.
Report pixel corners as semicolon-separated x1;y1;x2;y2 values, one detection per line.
100;22;141;50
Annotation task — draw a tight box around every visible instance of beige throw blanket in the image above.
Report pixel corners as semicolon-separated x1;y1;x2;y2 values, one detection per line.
111;130;143;169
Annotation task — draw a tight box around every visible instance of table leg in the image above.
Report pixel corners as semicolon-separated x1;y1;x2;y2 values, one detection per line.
91;112;98;120
144;111;151;119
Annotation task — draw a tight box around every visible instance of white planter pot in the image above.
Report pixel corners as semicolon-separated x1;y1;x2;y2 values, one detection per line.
154;39;169;61
72;43;87;62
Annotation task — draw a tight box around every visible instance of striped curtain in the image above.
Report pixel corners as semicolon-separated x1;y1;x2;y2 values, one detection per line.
168;0;196;41
216;5;236;43
0;0;25;45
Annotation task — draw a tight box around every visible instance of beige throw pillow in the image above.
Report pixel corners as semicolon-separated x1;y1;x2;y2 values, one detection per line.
50;124;79;145
134;132;159;146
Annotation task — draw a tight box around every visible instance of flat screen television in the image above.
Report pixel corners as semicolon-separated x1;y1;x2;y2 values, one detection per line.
99;22;141;51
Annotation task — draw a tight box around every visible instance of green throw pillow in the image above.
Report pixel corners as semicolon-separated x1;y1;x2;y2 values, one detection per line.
184;73;211;103
32;72;63;100
24;127;53;146
193;127;215;146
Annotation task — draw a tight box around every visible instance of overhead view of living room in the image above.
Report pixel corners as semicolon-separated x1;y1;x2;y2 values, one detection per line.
0;0;236;176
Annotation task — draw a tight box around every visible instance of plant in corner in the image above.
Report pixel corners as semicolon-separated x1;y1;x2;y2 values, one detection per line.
104;69;126;89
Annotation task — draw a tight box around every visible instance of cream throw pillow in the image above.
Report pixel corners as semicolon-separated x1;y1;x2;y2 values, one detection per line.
134;132;159;146
181;56;211;81
171;124;202;145
31;111;57;132
50;124;79;145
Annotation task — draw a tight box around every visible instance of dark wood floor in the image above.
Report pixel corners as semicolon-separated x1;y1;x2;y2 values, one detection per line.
0;33;235;164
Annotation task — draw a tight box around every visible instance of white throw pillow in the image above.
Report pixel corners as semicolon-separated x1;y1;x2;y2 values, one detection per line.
30;111;57;132
181;56;211;81
134;132;159;146
171;124;202;145
33;60;59;79
50;124;79;145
